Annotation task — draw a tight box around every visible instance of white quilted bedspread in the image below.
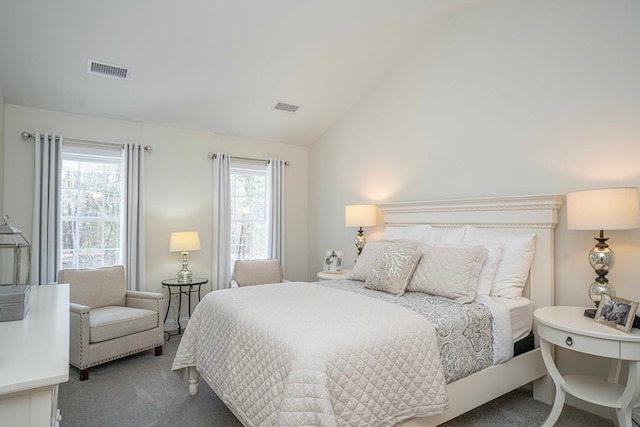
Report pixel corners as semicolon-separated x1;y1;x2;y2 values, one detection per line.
172;282;449;426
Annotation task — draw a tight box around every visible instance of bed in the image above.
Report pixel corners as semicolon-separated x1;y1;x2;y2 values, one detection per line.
172;194;563;426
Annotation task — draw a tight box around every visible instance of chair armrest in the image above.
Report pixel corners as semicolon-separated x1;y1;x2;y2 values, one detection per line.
126;290;164;312
70;302;91;314
69;302;91;369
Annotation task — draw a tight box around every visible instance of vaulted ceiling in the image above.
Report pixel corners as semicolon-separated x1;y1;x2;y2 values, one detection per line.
0;0;486;146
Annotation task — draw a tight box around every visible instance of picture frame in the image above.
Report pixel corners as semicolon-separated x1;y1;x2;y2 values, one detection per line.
594;294;639;333
322;249;344;274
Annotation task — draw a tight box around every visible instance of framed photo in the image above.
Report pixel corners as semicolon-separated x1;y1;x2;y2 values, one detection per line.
595;295;639;333
323;249;344;274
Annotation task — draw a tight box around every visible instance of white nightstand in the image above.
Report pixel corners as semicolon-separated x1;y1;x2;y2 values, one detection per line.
534;306;640;427
317;270;351;281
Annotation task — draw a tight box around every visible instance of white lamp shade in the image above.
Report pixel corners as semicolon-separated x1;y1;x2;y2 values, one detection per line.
345;204;377;228
169;231;201;252
567;187;640;230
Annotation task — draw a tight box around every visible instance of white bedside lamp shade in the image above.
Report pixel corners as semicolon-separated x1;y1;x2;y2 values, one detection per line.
345;204;377;228
567;188;640;231
566;188;640;311
169;231;201;282
345;204;377;260
169;231;201;253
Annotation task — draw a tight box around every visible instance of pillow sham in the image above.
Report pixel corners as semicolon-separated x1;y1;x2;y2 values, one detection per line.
407;244;488;303
423;241;504;297
346;239;419;282
382;224;429;241
464;227;536;299
422;225;467;244
364;246;423;296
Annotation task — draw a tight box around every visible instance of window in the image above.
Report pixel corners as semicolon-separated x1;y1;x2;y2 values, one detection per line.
60;146;123;269
230;162;268;268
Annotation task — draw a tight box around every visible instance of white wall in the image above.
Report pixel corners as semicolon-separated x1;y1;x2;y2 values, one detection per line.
308;0;640;419
3;104;309;301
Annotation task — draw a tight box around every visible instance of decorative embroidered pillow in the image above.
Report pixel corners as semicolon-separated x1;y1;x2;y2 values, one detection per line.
364;246;423;296
407;244;488;303
346;239;419;282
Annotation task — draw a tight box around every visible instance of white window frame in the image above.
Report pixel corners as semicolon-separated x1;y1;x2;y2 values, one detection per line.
229;160;269;268
60;144;124;270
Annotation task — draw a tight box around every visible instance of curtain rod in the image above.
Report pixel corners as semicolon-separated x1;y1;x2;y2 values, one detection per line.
21;131;152;152
208;152;290;166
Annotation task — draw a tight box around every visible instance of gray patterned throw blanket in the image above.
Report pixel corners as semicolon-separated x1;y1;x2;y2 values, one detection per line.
319;279;493;383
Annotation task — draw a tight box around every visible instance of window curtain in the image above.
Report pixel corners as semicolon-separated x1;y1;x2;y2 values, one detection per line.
32;132;63;285
267;158;286;271
122;143;146;291
212;153;231;290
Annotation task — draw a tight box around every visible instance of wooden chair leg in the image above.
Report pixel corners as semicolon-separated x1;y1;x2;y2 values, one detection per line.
80;369;89;381
155;345;163;356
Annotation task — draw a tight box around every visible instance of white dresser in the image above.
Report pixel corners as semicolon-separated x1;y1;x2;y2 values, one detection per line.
0;284;69;427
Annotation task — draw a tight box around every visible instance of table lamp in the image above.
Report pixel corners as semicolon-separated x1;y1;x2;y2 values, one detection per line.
566;188;640;317
345;204;377;261
169;231;201;283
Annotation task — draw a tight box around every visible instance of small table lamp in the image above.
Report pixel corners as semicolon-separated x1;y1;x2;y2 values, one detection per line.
567;188;640;316
345;204;377;261
169;231;201;283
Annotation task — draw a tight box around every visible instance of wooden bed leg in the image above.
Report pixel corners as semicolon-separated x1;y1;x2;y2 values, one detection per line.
188;366;200;396
80;369;89;381
155;345;163;356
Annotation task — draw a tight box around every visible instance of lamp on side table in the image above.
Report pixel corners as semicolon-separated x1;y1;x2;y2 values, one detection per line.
169;231;201;283
566;187;640;317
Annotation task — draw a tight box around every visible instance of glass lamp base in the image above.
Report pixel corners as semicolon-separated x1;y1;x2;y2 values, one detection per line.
177;251;193;283
354;229;366;263
589;281;615;307
177;269;193;283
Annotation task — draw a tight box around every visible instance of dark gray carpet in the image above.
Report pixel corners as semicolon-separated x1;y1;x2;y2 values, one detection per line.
58;335;613;427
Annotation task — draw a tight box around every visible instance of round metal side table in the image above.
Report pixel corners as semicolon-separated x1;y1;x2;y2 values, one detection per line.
161;277;208;338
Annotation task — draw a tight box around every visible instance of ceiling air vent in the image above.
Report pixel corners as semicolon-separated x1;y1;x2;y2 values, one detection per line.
87;59;129;80
272;101;300;113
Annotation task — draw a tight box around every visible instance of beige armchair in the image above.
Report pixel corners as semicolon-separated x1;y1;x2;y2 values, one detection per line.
58;265;164;381
231;259;287;287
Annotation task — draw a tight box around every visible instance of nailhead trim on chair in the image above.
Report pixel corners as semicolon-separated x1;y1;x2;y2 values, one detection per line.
83;344;161;368
71;292;165;371
79;310;88;366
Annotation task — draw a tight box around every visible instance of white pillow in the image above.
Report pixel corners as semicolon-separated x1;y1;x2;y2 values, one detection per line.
464;227;536;299
346;240;419;282
382;224;429;240
364;246;423;296
474;243;504;297
407;243;488;303
423;225;467;244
